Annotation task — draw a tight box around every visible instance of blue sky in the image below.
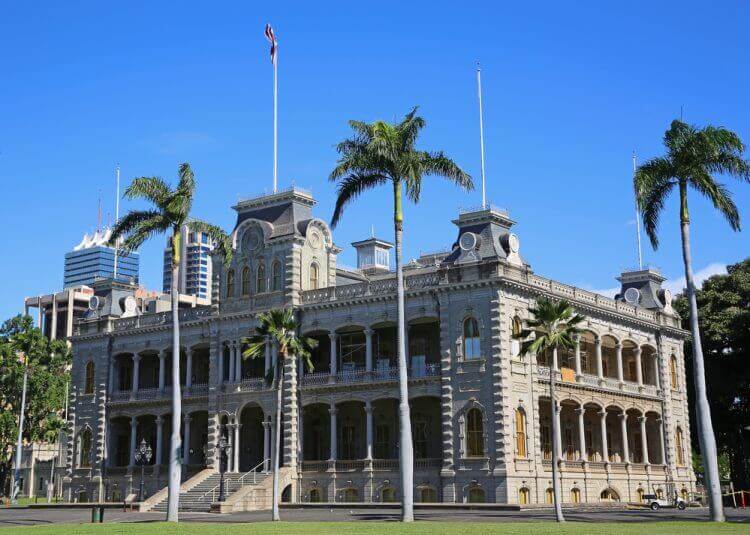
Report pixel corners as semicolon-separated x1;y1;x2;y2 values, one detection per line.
2;1;749;320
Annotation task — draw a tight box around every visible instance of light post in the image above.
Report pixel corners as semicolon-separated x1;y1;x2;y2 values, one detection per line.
11;351;29;504
217;435;231;502
134;439;153;502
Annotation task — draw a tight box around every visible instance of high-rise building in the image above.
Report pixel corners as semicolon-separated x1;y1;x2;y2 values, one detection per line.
64;228;139;288
163;224;215;301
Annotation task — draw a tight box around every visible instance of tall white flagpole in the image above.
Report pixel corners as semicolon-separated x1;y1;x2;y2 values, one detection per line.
273;43;278;193
633;151;643;270
113;164;121;279
476;62;487;209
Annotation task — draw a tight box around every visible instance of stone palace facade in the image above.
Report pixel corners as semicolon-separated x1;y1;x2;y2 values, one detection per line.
64;188;696;508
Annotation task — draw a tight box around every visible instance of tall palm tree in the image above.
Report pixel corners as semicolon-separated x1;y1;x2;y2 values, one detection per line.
634;120;750;522
329;107;472;521
242;309;316;521
109;163;231;522
515;297;583;522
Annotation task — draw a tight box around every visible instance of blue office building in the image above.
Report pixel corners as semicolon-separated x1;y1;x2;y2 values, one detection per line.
163;225;214;301
64;229;139;288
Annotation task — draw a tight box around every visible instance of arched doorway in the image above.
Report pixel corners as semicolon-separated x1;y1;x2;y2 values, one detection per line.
239;404;265;471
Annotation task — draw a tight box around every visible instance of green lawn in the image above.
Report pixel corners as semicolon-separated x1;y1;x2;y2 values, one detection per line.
3;522;748;535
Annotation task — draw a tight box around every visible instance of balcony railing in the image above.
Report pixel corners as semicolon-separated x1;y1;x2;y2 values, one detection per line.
299;458;441;472
301;364;440;387
536;366;660;397
109;382;208;403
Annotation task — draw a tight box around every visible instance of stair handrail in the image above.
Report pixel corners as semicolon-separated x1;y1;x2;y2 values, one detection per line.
197;458;270;503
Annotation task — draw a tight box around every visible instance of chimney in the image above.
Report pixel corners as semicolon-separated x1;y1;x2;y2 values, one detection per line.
351;237;393;275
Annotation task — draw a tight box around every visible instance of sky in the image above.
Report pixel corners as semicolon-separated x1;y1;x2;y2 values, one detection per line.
2;1;749;320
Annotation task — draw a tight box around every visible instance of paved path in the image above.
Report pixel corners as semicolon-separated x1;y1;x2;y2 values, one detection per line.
0;506;749;528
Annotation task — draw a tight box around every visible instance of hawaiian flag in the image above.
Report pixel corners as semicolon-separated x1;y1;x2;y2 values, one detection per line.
264;24;277;65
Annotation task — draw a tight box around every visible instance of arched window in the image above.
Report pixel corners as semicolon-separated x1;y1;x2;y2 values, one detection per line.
515;408;527;458
272;260;282;291
681;488;689;501
226;269;235;297
512;316;523;337
381;487;397;502
675;427;685;466
656;488;664;499
636;488;644;503
309;488;321;502
343;488;358;502
419;487;437;502
670;355;678;389
518;487;530;504
511;316;523;357
467;487;485;503
466;408;485;457
84;361;95;394
241;266;251;296
78;428;92;468
600;488;620;502
412;413;429;459
571;488;581;504
545;487;554;504
256;263;266;293
463;317;481;360
310;262;320;289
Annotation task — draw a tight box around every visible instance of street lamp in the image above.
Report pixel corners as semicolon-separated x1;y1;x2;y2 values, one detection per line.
134;439;153;502
217;435;231;502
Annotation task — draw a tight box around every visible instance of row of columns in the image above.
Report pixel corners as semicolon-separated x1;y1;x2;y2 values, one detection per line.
124;414;196;468
111;349;204;394
551;406;665;465
328;329;377;376
219;339;272;384
223;419;272;473
564;337;660;388
327;400;375;461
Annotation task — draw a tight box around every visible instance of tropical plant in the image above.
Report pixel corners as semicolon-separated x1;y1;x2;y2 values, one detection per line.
635;120;750;522
515;297;584;522
329;107;472;521
109;163;232;521
0;315;70;498
242;309;316;521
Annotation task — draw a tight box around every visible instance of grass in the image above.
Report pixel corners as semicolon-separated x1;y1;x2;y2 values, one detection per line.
2;522;748;535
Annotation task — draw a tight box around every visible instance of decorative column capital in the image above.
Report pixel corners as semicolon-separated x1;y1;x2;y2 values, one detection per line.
575;407;585;416
637;416;646;424
618;412;628;422
159;350;167;360
132;354;141;363
364;328;374;337
156;415;164;426
364;401;373;414
634;346;642;356
594;337;602;346
183;414;192;424
328;332;338;341
615;343;622;351
130;415;138;426
329;406;338;416
597;410;607;419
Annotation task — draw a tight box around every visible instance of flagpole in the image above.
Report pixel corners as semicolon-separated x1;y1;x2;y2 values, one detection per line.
633;151;643;270
113;164;120;280
273;48;278;193
476;62;487;209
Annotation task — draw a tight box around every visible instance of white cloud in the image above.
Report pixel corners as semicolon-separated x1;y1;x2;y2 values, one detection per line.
587;262;727;299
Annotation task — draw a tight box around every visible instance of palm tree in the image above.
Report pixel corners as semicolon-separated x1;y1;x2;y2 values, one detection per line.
242;308;316;521
515;297;584;522
109;163;232;522
329;107;472;521
634;120;750;522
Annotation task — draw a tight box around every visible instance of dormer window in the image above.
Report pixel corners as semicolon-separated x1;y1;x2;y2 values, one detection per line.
310;262;320;290
257;263;266;293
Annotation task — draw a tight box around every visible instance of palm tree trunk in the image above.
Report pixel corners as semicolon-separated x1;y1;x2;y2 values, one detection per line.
271;353;283;521
393;180;414;522
678;182;724;522
550;348;564;522
166;244;182;522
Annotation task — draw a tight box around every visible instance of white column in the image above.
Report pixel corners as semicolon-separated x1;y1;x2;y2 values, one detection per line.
365;401;373;460
186;350;193;388
263;421;271;471
233;420;241;472
329;333;338;377
218;345;224;385
264;337;272;375
615;343;624;382
155;416;164;466
235;340;242;381
634;347;643;385
639;416;649;464
108;358;116;393
129;416;137;467
132;354;141;394
65;291;75;338
653;354;661;389
599;410;609;463
50;294;58;340
619;413;630;463
158;351;166;391
226;424;234;472
364;329;374;373
329;406;337;461
595;338;603;379
574;336;582;376
183;415;192;465
554;401;562;460
576;407;587;461
229;343;236;383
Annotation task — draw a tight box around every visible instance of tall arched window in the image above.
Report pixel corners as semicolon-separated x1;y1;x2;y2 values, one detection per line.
78;428;92;468
272;261;282;291
463;317;481;360
571;488;581;504
545;487;554;504
467;487;485;503
670;355;678;389
256;263;266;293
518;487;530;504
84;361;95;394
241;266;251;296
226;269;235;297
466;408;485;457
675;427;685;466
515;408;527;458
310;262;320;290
419;487;437;502
309;488;321;502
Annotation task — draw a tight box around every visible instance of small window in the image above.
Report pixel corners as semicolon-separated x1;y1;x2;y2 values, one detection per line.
518;487;530;505
512;316;523;337
310;262;320;290
419;487;437;502
545;488;554;504
272;261;282;291
463;317;481;360
571;488;581;504
256;263;266;293
84;361;95;394
515;408;527;458
241;267;251;296
636;488;644;503
670;355;678;389
78;428;92;468
467;487;485;503
309;488;321;502
675;427;685;466
466;408;485;457
343;488;358;502
226;269;235;297
381;487;397;502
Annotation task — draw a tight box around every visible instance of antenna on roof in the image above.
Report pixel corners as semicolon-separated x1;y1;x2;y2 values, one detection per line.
113;164;121;279
476;61;487;209
633;151;643;270
371;224;375;238
97;190;102;232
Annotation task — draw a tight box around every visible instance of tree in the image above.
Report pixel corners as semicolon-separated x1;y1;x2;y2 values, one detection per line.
675;258;750;490
242;309;316;521
515;297;583;522
0;315;70;497
329;107;472;521
635;120;750;521
109;163;232;521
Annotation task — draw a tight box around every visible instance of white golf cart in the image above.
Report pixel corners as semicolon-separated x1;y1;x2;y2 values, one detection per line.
643;485;687;511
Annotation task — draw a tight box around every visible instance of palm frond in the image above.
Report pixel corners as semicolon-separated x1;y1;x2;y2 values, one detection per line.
330;172;389;228
118;215;171;253
420;151;473;190
108;210;164;247
690;173;741;231
188;219;233;265
123;177;172;207
634;157;676;250
398;106;426;151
